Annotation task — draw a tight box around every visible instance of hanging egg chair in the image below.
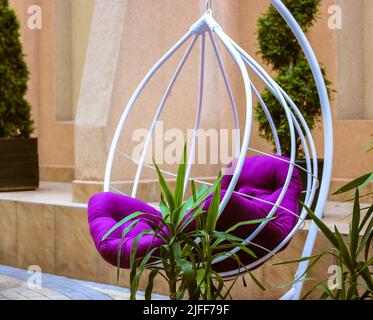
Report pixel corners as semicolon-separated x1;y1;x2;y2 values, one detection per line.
88;0;333;300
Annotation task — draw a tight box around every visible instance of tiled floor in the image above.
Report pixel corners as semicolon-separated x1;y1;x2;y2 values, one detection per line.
0;265;166;300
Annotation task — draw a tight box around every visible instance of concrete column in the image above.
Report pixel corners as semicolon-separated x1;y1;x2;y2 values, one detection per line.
54;0;73;121
335;0;364;120
71;0;95;117
363;0;373;119
54;0;95;121
73;0;129;200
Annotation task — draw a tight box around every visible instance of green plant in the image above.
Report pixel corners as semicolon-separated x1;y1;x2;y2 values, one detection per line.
255;0;331;158
275;172;373;300
0;0;34;137
103;146;269;300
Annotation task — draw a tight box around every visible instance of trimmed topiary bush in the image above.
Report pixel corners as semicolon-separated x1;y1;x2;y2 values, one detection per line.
255;0;331;158
0;0;34;138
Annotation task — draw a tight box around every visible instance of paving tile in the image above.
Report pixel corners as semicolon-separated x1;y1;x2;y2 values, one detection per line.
0;264;161;300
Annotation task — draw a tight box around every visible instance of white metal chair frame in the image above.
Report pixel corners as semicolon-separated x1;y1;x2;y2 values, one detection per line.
103;0;333;300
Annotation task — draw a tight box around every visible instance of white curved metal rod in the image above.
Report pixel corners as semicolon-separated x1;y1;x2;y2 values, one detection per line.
213;26;296;245
248;72;314;208
249;70;317;217
104;31;193;192
117;149;306;230
218;67;319;276
188;22;257;264
232;189;306;229
246;146;316;226
117;149;178;178
212;27;255;218
214;50;325;275
237;48;319;184
248;147;318;187
221;174;315;278
215;99;310;272
145;237;274;270
109;185;126;196
212;34;298;266
208;30;241;157
251;84;281;155
219;119;315;278
251;80;313;208
289;113;313;205
280;288;296;301
229;35;319;189
270;0;333;300
246;148;318;220
226;33;318;166
232;43;319;221
213;42;295;263
280;88;319;220
116;149;309;274
132;35;199;197
184;34;206;193
254;79;319;221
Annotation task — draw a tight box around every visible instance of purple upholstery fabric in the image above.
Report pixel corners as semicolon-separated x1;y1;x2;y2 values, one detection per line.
88;155;302;272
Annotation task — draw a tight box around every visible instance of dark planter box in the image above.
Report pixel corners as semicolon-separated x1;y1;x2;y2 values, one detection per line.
0;137;39;191
295;158;324;218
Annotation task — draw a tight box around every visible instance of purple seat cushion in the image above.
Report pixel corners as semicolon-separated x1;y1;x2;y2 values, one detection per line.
88;155;302;272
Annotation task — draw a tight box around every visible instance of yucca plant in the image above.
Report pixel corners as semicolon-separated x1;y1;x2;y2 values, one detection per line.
275;172;373;300
103;146;269;300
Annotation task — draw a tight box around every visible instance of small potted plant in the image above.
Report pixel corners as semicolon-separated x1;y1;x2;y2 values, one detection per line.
0;0;39;191
255;0;331;210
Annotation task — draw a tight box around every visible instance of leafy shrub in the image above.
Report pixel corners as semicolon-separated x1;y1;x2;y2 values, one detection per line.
0;0;34;137
255;0;331;158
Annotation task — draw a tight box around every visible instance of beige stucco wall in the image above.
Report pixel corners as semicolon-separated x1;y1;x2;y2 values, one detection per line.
363;0;373;119
54;0;94;121
10;0;94;182
10;0;373;199
71;0;95;117
330;0;373;194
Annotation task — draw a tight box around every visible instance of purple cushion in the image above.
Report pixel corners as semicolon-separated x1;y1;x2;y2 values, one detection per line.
88;155;302;272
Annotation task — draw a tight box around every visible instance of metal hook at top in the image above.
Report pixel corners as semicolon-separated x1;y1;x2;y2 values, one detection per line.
205;0;212;13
